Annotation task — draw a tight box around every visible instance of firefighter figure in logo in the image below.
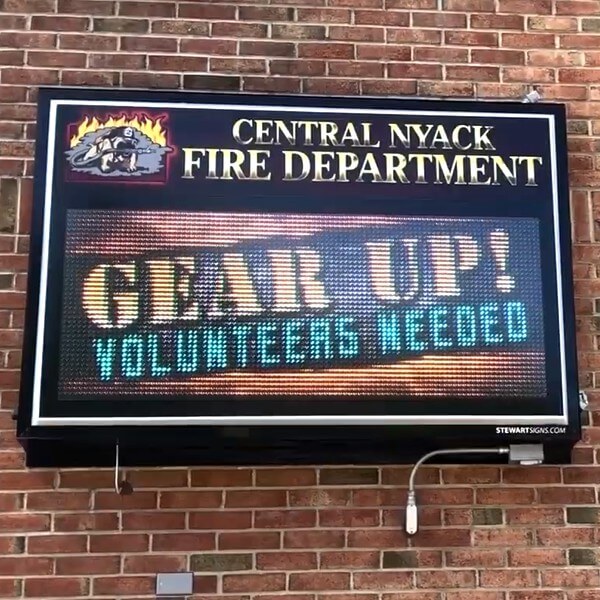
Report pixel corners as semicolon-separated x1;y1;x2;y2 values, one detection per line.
78;125;140;173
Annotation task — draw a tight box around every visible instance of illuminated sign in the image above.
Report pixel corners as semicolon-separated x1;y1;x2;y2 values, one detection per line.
17;88;580;464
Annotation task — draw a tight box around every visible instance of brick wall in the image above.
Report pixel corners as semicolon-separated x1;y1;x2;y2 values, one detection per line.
1;0;600;598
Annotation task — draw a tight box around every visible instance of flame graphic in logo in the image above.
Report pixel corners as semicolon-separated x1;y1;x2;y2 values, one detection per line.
69;114;168;147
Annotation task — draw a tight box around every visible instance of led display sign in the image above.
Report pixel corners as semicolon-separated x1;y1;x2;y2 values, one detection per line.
17;87;581;466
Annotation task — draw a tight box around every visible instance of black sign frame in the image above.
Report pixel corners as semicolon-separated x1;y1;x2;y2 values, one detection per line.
16;86;581;467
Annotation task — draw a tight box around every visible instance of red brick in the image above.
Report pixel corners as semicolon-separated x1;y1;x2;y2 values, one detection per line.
59;33;117;50
362;80;418;95
211;58;266;74
503;467;562;484
285;530;345;549
446;31;498;46
320;550;380;569
224;574;286;593
0;513;49;532
239;5;294;20
122;72;180;89
319;509;380;527
212;22;267;38
56;555;120;575
472;49;525;64
414;47;468;62
417;571;477;588
290;572;351;591
480;569;539;588
27;492;90;511
503;32;556;47
58;0;115;15
510;593;563;600
447;65;500;81
152;532;215;552
271;60;326;76
257;551;317;570
388;63;442;79
539;487;595;504
0;557;52;575
354;9;409;25
94;491;157;510
122;511;185;531
28;534;87;554
240;41;296;58
225;490;287;508
471;14;524;29
118;1;174;16
536;527;594;546
0;536;21;554
25;577;88;597
189;511;252;530
89;53;145;69
255;509;317;528
92;576;154;596
529;16;578;30
220;531;281;550
506;507;565;524
509;549;567;567
476;488;536;504
148;55;208;72
256;469;316;487
556;1;600;14
347;529;409;548
123;555;186;573
498;0;552;11
179;2;237;19
298;43;354;59
159;491;221;509
54;512;118;532
387;28;441;43
0;579;18;597
543;569;600;587
473;528;534;547
31;16;90;31
445;549;506;568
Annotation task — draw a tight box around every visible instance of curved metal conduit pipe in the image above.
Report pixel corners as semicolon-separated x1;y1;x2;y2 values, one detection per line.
405;447;510;535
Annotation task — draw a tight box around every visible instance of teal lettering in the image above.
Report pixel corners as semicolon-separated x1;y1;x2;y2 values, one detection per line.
455;305;477;347
284;319;305;364
309;318;332;360
232;324;252;367
257;322;279;366
405;308;426;352
205;327;228;371
480;302;503;344
121;334;144;378
506;301;528;342
94;337;116;381
430;306;452;349
377;311;401;354
336;316;359;358
148;333;171;377
175;330;199;373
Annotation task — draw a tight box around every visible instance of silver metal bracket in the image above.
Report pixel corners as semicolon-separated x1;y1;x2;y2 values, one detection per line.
156;572;193;597
579;390;589;411
508;443;544;466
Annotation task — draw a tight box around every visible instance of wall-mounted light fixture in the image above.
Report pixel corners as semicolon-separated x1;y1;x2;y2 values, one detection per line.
405;444;544;535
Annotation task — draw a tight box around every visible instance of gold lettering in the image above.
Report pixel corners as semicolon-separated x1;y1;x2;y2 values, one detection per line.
147;257;200;324
209;253;262;318
269;250;301;312
367;240;419;302
82;263;138;329
296;248;330;309
232;119;253;145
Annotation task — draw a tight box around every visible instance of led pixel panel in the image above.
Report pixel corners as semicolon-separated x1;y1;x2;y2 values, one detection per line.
59;211;546;399
18;88;579;438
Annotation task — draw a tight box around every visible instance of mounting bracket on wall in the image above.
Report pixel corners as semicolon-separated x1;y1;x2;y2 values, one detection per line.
405;444;544;535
